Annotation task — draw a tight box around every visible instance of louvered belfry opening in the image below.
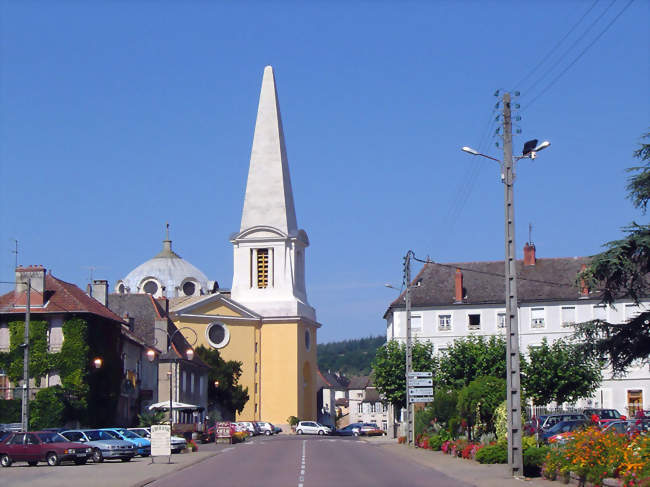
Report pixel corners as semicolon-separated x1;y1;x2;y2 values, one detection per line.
257;249;269;288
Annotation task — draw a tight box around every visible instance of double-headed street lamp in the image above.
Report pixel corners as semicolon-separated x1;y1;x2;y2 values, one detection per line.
146;327;197;437
461;92;550;477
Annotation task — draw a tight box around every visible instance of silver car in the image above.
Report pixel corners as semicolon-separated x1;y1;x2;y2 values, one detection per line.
61;429;135;463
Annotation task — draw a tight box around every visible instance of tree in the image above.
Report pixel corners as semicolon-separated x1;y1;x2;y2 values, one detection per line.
575;132;650;374
521;338;602;405
371;340;435;410
194;346;249;419
434;335;507;388
456;376;506;438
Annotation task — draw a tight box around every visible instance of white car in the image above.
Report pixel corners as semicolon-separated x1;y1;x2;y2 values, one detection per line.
295;421;330;435
256;422;275;436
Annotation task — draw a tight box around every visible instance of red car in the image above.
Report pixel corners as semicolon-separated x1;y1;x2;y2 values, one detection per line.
0;431;92;467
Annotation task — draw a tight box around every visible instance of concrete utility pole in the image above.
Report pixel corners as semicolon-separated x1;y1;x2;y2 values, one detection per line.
21;278;31;432
403;250;413;446
502;92;523;476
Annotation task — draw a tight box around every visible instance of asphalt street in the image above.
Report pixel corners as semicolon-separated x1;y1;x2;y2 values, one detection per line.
149;435;471;487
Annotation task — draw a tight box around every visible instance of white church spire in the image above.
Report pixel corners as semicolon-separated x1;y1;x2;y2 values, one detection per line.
240;65;298;235
230;66;315;320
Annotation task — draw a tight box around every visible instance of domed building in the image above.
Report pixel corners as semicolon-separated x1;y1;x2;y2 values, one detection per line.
116;230;215;298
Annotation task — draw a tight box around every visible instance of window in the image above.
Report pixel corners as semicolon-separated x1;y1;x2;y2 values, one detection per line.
182;372;187;392
357;403;362;413
206;322;230;349
561;306;576;327
438;315;451;331
191;373;195;394
257;249;269;288
370;403;376;413
594;304;607;321
531;308;545;328
411;315;422;331
305;329;311;350
468;313;481;330
497;313;506;329
383;403;388;413
182;281;196;296
117;283;126;294
143;280;159;295
382;420;388;431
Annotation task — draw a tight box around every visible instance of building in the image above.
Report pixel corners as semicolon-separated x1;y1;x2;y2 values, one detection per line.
0;266;152;426
383;243;650;416
113;66;321;425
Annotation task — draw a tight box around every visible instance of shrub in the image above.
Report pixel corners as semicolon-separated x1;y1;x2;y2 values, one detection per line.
457;376;505;438
397;436;407;444
523;446;549;477
475;442;508;464
428;434;444;451
188;439;198;451
415;404;437;438
29;386;64;430
0;399;20;423
287;416;299;426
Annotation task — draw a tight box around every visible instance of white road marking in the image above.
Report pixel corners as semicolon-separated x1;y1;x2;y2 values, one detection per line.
297;440;307;487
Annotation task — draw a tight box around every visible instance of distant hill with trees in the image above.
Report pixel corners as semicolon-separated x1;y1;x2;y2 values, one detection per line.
317;336;386;376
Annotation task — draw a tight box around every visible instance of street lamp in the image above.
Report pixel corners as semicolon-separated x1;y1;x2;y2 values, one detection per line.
146;327;197;440
461;94;550;477
92;357;103;369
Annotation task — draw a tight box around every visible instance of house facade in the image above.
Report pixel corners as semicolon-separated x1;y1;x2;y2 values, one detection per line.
383;244;649;416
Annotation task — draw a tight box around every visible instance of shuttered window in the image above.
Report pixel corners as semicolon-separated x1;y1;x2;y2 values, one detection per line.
257;249;269;288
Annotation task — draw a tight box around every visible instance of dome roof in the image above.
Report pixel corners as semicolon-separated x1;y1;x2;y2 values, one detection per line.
117;237;211;298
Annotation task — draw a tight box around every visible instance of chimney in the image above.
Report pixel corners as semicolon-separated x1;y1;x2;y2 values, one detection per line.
524;243;536;266
89;279;109;306
454;268;464;303
157;296;169;315
15;266;46;305
579;263;590;298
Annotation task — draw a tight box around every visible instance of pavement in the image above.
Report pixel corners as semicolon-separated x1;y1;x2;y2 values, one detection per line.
363;436;554;487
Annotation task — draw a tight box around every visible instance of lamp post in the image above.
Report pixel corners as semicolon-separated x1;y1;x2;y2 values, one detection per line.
461;92;550;476
146;327;196;438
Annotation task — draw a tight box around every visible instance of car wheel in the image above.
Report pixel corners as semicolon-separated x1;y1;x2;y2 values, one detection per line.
265;430;271;436
141;453;150;457
46;452;60;466
296;429;303;435
120;457;132;462
74;458;87;465
353;431;359;437
0;454;12;467
92;449;104;463
318;430;324;435
28;461;38;466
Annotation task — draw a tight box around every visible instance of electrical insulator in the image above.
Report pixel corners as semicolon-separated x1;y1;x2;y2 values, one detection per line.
514;91;520;97
495;115;500;121
515;116;522;121
494;89;500;97
516;128;522;134
514;103;521;109
495;127;501;135
495;102;500;109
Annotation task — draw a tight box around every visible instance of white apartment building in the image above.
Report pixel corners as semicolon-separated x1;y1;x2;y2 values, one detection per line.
383;244;649;416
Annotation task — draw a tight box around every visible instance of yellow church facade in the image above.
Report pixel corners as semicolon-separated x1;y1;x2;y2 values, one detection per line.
170;66;321;424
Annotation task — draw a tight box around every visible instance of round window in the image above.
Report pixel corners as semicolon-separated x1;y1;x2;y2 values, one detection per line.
305;329;311;350
206;322;230;349
143;280;158;295
117;283;125;294
182;281;196;296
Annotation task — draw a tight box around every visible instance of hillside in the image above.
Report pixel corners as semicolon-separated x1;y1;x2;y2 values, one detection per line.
317;335;386;376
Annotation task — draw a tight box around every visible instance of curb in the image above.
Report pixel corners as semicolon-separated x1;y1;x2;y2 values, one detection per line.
129;451;220;487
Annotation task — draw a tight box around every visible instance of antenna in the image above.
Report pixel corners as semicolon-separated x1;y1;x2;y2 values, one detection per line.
10;239;18;269
82;265;107;283
165;222;170;241
528;223;533;245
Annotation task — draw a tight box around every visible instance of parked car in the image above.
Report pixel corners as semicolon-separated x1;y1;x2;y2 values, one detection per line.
238;421;261;436
334;423;362;436
61;429;135;463
272;425;283;434
128;427;187;453
582;408;624;425
541;420;589;445
100;428;151;457
533;413;588;432
295;421;330;435
0;431;92;467
256;422;278;436
603;419;650;436
359;423;386;436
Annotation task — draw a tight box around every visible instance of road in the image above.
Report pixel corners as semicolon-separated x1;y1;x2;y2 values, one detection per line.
149;435;470;487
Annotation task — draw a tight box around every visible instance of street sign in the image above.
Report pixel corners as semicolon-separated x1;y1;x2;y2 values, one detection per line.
216;421;232;444
409;396;434;403
408;378;433;387
409;387;434;396
151;424;171;456
407;371;432;378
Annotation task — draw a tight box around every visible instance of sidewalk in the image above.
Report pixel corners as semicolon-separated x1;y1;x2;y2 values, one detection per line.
364;437;554;487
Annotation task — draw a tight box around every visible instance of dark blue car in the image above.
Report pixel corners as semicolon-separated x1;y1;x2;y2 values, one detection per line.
334;423;362;436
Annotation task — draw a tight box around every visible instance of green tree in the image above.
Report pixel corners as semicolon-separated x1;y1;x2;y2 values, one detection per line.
456;376;506;438
575;132;650;374
434;335;507;388
194;346;249;418
317;336;386;375
521;338;602;405
371;339;435;410
30;386;65;430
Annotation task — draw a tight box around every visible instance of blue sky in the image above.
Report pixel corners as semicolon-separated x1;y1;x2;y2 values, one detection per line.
0;1;648;343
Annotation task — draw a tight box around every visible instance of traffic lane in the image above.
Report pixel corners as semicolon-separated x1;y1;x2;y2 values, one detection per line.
304;436;471;487
149;435;301;487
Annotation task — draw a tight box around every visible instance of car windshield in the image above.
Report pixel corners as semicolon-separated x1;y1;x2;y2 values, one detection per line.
546;421;576;434
86;430;114;441
37;432;68;443
101;430;122;439
602;410;621;419
118;429;140;439
130;430;146;437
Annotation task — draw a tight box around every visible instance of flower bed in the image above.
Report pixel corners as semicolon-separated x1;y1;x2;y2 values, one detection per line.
542;427;649;487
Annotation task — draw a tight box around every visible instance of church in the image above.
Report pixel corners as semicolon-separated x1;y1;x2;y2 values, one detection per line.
115;66;321;424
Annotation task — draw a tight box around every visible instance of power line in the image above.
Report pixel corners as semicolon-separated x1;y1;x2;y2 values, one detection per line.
524;0;635;110
513;0;601;91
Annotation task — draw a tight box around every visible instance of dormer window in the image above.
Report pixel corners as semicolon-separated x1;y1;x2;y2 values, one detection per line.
143;280;158;295
181;280;199;296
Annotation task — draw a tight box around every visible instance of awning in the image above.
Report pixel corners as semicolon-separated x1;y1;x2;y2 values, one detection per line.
148;401;204;411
